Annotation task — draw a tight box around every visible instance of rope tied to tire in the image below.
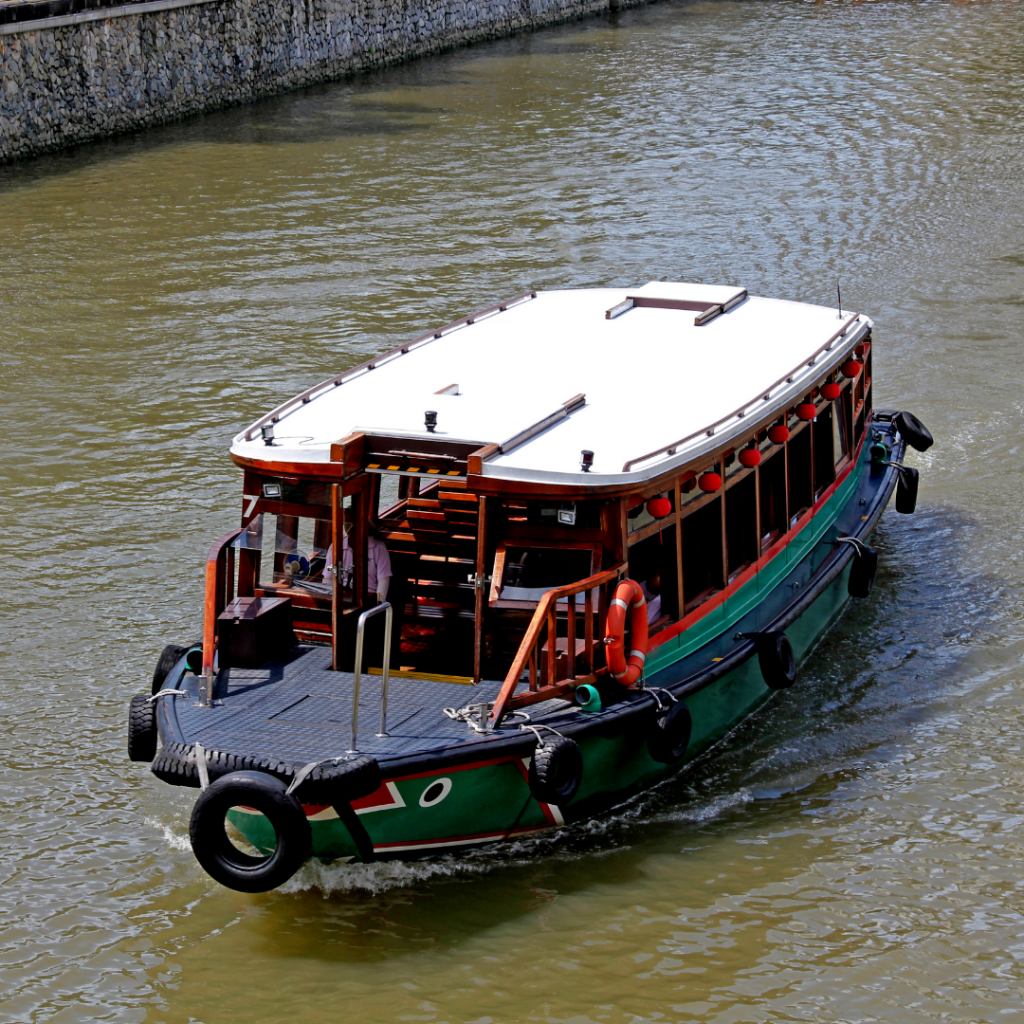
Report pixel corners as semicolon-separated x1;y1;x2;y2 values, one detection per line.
284;753;368;797
148;689;189;702
193;742;210;790
518;722;565;747
636;682;677;714
518;723;583;805
834;536;869;556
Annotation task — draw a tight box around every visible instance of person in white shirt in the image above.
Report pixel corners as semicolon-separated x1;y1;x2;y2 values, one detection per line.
324;521;392;603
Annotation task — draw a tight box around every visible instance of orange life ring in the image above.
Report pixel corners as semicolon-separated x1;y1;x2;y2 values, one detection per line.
605;579;648;687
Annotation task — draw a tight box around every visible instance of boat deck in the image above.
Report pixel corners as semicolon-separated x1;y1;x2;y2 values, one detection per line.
167;646;560;763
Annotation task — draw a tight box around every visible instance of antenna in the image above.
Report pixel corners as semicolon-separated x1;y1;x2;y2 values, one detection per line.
837;282;843;319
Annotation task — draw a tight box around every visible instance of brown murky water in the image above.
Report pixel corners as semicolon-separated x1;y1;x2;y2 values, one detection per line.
2;1;1024;1021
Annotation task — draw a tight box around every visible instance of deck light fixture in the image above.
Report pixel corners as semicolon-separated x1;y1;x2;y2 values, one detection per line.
580;450;594;473
425;410;438;433
261;424;275;446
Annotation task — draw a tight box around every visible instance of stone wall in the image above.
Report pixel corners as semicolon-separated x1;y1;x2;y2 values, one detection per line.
0;0;623;162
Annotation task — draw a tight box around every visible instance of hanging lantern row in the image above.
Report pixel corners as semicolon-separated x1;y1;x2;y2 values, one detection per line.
670;354;862;492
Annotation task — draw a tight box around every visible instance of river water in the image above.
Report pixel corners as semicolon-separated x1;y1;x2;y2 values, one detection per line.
2;0;1023;1020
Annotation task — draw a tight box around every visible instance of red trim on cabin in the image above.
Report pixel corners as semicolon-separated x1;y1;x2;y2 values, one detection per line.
647;430;867;653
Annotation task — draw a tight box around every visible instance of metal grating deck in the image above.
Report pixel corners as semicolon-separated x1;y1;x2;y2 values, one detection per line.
171;646;564;764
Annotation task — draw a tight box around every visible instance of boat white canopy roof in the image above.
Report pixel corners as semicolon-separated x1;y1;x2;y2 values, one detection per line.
231;282;870;487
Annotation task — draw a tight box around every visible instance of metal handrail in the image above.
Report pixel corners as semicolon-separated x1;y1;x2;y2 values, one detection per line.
621;314;865;471
347;602;393;752
198;525;246;707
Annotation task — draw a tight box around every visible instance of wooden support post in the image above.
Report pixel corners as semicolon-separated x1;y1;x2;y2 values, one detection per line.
674;477;684;622
719;466;728;587
753;454;762;562
353;491;367;606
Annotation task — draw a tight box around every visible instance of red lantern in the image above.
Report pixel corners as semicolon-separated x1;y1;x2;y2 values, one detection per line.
854;343;866;357
647;495;672;519
738;448;762;468
842;359;861;378
698;472;722;492
796;403;817;421
821;382;841;401
768;424;790;444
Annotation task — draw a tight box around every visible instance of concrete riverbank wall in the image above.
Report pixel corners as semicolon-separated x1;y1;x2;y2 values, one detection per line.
0;0;631;163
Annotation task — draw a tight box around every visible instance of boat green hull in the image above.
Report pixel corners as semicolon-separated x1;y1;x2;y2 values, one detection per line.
230;461;869;863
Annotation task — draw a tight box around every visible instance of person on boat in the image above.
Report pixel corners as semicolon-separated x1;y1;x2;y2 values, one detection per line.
641;571;662;626
323;521;392;604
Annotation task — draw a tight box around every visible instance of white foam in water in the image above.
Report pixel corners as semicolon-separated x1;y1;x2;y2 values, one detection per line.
145;816;191;853
280;855;492;895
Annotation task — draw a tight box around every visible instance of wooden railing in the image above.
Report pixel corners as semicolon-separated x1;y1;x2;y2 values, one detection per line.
488;563;627;725
201;526;246;677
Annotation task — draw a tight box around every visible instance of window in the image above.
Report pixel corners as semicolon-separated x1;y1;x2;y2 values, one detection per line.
726;474;757;578
814;407;836;494
490;542;601;606
788;426;813;523
833;392;850;465
759;450;787;548
629;529;678;624
683;499;724;609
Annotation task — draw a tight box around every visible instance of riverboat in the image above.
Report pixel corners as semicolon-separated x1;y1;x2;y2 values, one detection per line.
129;281;932;892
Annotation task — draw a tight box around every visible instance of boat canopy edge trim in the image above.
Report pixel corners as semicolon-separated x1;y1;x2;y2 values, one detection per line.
241;290;538;442
620;315;867;473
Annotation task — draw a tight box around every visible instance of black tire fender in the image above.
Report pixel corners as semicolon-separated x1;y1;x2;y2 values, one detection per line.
151;643;188;695
847;545;879;598
189;771;311;893
896;466;920;514
150;742;381;805
128;694;158;763
528;735;583;806
894;411;933;453
647;701;692;764
757;631;796;690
